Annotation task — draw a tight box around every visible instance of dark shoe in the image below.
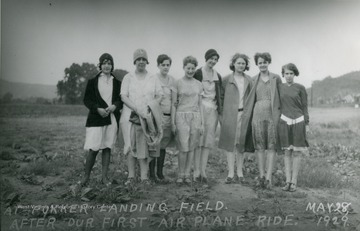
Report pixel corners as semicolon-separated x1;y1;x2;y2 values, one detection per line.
264;179;272;190
225;177;234;184
238;176;245;184
125;177;135;186
282;182;291;191
289;183;297;192
140;179;151;186
201;177;208;184
193;175;201;183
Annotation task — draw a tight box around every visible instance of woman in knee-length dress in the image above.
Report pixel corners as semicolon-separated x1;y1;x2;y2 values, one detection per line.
120;49;163;185
251;52;281;189
81;53;122;186
193;49;222;183
278;63;309;192
172;56;204;184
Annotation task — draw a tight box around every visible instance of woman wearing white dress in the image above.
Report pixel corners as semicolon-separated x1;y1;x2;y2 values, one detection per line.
120;49;163;185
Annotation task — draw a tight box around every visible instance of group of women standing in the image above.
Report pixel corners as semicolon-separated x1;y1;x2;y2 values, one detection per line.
80;48;309;192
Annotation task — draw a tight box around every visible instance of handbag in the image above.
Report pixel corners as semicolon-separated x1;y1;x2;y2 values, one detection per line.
129;111;141;125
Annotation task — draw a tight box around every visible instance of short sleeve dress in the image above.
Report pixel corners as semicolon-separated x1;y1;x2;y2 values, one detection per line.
120;72;163;158
198;67;219;148
174;77;203;152
252;78;276;151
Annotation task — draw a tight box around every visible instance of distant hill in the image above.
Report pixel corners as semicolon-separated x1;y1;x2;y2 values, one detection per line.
0;79;57;99
309;71;360;105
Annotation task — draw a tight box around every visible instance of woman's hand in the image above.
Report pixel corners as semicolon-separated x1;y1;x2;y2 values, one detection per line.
106;105;116;113
97;108;109;118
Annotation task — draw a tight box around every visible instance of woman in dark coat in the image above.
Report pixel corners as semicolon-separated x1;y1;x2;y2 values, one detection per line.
218;53;253;184
81;53;122;186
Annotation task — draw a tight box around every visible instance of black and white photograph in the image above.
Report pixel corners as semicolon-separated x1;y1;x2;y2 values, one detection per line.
1;0;360;230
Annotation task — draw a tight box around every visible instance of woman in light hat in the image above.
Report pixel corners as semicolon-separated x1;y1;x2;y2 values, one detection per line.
81;53;122;186
148;54;176;183
172;56;204;184
218;53;254;184
193;49;222;183
120;49;163;185
278;63;309;192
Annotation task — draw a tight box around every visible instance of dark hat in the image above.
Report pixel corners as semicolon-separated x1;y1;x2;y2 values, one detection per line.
205;49;220;61
99;53;114;65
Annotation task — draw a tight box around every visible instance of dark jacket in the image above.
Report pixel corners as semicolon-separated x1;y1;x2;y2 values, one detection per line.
218;73;254;152
193;68;223;114
84;72;123;128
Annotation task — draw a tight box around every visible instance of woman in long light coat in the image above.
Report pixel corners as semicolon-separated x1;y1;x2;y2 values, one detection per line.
218;53;253;184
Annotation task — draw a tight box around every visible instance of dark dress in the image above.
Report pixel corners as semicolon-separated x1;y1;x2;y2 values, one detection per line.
252;78;276;151
278;83;309;149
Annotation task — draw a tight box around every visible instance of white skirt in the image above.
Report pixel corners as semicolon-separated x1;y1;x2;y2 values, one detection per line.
84;113;118;151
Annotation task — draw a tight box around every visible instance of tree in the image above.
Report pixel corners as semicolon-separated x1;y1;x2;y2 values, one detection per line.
2;92;13;104
57;63;98;104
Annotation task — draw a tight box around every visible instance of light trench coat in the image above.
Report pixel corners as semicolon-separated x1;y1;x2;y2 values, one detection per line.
218;73;254;152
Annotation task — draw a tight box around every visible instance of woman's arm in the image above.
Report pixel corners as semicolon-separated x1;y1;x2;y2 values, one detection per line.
199;95;204;135
300;85;309;125
171;90;177;134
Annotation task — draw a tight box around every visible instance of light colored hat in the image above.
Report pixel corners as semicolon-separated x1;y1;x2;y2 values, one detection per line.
133;49;149;64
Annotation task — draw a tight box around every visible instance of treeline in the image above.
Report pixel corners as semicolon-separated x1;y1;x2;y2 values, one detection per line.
56;63;128;104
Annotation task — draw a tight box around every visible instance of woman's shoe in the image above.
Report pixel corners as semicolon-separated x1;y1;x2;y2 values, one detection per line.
184;177;192;184
193;175;201;183
289;183;297;192
225;177;234;184
125;177;135;186
238;176;245;184
176;178;184;184
282;182;291;191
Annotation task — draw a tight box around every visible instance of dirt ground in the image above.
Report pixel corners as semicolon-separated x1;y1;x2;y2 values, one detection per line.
1;106;360;231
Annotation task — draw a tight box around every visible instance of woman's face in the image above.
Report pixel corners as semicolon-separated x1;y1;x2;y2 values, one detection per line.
158;60;171;76
283;68;295;84
135;58;147;72
184;63;196;79
257;57;269;72
205;56;218;69
101;60;112;75
234;57;247;73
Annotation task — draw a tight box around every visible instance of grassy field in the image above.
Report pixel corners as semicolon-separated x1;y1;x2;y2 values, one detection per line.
1;104;360;231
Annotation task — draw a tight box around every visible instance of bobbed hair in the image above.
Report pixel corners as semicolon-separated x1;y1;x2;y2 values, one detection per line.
254;52;272;65
157;54;172;66
282;63;300;77
183;56;198;68
229;53;250;72
98;53;114;72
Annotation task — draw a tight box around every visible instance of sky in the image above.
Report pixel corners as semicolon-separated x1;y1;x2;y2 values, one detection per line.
1;0;360;88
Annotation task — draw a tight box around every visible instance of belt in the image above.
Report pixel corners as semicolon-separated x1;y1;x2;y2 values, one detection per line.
280;114;304;125
238;108;243;112
163;113;171;116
